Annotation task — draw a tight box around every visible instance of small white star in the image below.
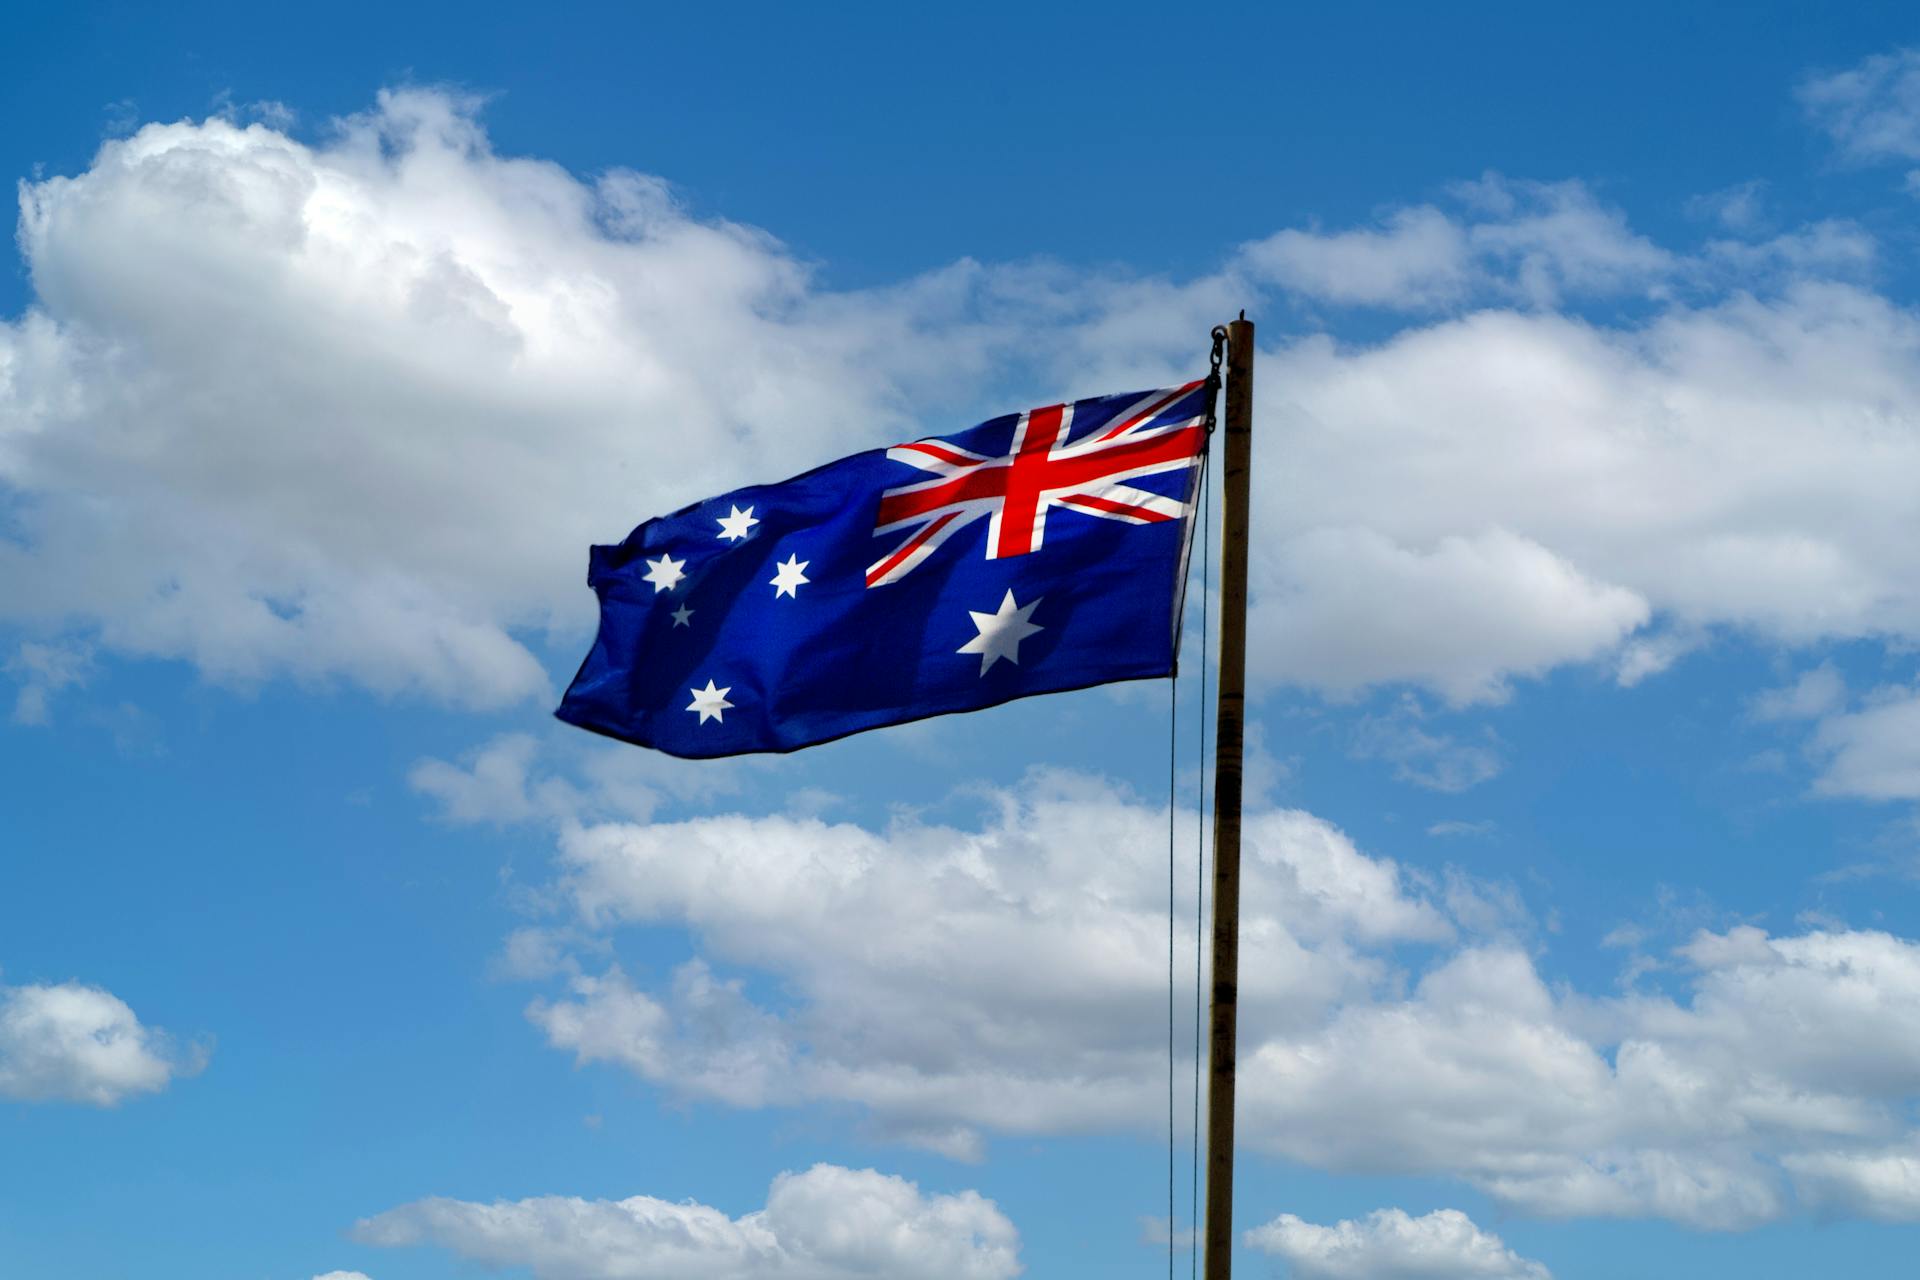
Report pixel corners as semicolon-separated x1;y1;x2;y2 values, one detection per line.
670;604;694;628
958;590;1044;675
715;504;760;542
686;678;734;725
769;554;811;599
642;553;686;593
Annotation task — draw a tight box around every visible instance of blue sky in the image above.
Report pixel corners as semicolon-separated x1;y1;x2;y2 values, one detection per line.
7;5;1920;1278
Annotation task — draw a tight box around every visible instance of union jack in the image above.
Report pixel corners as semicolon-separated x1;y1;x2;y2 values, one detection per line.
866;382;1208;587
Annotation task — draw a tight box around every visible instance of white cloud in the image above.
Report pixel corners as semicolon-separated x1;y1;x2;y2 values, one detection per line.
0;93;1051;709
1244;206;1473;309
352;1163;1020;1280
1243;925;1920;1228
1350;695;1503;792
1800;48;1920;166
409;732;563;824
1741;668;1920;802
1253;525;1647;706
1251;174;1872;314
1686;180;1769;233
1246;1207;1550;1280
1703;220;1876;282
8;91;1920;718
1426;819;1494;838
1612;628;1699;687
1139;1216;1197;1248
1259;284;1920;700
0;980;200;1105
526;768;1449;1158
1451;176;1674;306
6;640;91;723
312;1272;374;1280
494;925;605;982
1750;664;1847;723
410;729;756;827
1785;1145;1920;1222
1810;687;1920;800
1244;177;1670;310
498;757;1920;1228
1666;927;1920;1104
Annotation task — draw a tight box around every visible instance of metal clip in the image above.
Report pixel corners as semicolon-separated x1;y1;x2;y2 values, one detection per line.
1203;325;1228;434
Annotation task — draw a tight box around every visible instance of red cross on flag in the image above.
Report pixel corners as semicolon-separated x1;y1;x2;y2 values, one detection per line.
865;382;1208;587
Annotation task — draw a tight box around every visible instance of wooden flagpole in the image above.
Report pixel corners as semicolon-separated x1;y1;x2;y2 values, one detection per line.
1202;313;1253;1280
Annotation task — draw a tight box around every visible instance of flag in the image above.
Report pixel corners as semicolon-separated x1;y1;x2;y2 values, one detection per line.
555;381;1212;758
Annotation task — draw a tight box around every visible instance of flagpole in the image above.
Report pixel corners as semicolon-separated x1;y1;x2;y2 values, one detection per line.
1203;312;1253;1280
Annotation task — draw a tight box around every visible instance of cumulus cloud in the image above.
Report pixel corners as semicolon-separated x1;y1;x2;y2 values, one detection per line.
1612;628;1700;688
0;91;1083;709
1243;206;1475;309
1810;687;1920;800
522;768;1449;1158
6;640;90;723
1750;664;1847;723
1800;48;1920;167
479;748;1920;1228
1745;669;1920;802
7;91;1920;717
1241;925;1920;1228
1243;177;1670;310
1686;180;1770;233
1785;1145;1920;1221
409;732;563;824
1349;695;1503;792
1251;525;1648;705
1261;282;1920;699
410;729;756;828
1246;1207;1550;1280
353;1163;1020;1280
1702;220;1877;282
0;980;201;1105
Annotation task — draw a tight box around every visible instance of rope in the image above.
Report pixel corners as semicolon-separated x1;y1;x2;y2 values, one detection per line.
1173;335;1226;1274
1167;668;1178;1279
1191;457;1211;1280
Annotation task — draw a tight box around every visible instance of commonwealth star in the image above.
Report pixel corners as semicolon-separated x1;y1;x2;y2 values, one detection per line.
958;590;1044;675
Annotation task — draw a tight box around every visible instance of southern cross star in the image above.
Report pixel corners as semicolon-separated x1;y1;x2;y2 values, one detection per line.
686;679;734;724
715;505;760;542
670;604;694;628
958;590;1044;675
642;553;686;593
770;554;810;599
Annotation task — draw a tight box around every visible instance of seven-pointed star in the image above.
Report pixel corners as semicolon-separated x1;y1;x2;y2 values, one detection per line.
958;590;1044;675
770;554;810;599
686;679;734;724
715;504;760;542
642;553;686;593
670;604;694;628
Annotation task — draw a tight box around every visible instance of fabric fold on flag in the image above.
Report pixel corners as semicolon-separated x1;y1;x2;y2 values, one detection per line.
556;381;1211;758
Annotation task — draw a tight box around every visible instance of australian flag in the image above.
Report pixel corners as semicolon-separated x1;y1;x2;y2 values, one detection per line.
555;381;1212;758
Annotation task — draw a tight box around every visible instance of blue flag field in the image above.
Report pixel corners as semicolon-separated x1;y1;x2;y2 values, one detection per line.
556;381;1212;757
